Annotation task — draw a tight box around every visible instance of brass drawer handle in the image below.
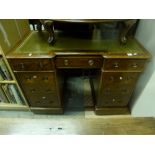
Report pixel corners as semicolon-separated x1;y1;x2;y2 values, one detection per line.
26;76;31;80
88;59;94;66
20;63;24;69
31;89;36;93
39;62;43;68
64;59;69;66
43;77;49;81
119;76;123;80
112;98;116;102
33;75;37;79
42;96;46;99
132;63;138;68
113;62;119;68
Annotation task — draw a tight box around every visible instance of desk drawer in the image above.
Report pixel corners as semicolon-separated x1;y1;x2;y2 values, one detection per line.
8;58;54;71
16;72;61;108
26;93;59;108
97;93;130;107
55;56;103;68
101;72;139;86
103;59;146;71
16;72;56;87
96;71;139;107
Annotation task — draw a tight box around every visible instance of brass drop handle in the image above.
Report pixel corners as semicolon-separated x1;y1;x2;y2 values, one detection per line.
20;63;24;69
42;96;46;99
33;75;37;79
43;77;48;81
119;76;123;80
39;62;43;68
88;59;94;66
112;98;116;102
26;76;31;80
132;63;138;68
64;59;69;66
31;89;36;93
113;62;119;68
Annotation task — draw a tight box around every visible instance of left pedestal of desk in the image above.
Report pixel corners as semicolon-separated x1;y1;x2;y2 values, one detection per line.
7;57;63;114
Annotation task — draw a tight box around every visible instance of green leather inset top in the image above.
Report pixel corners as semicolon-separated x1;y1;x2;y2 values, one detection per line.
8;31;150;59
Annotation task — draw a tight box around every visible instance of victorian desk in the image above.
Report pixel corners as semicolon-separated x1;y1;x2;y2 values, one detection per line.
6;31;150;115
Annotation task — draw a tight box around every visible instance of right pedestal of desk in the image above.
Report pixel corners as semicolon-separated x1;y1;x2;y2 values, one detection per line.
95;57;148;115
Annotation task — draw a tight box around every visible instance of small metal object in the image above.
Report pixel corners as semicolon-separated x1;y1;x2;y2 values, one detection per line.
39;62;43;68
120;76;123;80
28;53;32;56
20;63;24;69
127;53;133;56
33;75;37;79
132;63;138;68
64;59;69;66
113;62;119;68
88;59;94;66
42;96;46;99
43;77;48;81
31;89;36;93
26;76;31;80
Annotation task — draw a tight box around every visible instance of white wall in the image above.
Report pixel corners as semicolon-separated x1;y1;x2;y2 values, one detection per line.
131;19;155;116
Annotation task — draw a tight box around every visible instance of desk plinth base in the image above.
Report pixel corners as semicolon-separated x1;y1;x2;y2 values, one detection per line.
95;107;130;115
30;107;63;114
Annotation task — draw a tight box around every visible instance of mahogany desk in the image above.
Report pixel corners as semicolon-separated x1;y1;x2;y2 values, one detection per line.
6;31;150;115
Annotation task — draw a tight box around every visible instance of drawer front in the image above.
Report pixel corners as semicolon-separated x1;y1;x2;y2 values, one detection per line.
101;72;139;88
97;93;130;107
103;59;146;71
8;58;54;71
26;93;59;108
96;71;139;107
101;87;133;97
55;56;103;68
16;72;61;108
16;72;56;89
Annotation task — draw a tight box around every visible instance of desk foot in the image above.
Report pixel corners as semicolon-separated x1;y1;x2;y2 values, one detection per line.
95;107;130;115
30;107;63;114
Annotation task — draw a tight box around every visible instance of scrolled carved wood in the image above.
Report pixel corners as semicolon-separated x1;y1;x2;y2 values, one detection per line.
38;19;55;44
119;19;137;44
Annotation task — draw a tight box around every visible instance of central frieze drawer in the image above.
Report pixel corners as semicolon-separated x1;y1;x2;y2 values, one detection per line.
8;58;54;71
55;56;103;68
